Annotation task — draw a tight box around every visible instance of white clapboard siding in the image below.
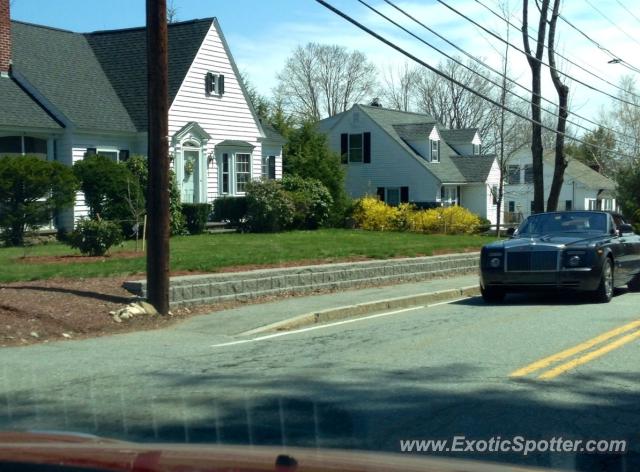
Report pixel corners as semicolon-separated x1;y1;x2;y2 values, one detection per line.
169;20;264;201
326;110;440;202
484;158;502;225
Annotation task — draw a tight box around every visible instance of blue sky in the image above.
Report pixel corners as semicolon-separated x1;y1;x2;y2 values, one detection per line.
10;0;640;131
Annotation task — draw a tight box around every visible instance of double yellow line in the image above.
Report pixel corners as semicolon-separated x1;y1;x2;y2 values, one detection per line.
510;319;640;380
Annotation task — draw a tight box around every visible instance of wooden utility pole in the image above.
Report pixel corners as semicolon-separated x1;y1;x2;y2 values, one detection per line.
146;0;170;315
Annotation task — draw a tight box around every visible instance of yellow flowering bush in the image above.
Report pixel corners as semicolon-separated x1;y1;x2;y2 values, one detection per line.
352;196;481;234
352;196;399;231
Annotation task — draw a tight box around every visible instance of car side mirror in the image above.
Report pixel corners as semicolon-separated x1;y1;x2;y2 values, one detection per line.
506;227;516;237
619;223;634;235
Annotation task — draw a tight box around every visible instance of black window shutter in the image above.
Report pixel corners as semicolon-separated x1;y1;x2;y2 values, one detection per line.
377;187;385;202
340;133;348;163
218;75;225;95
400;186;409;203
86;147;97;157
440;186;445;202
363;132;371;163
457;185;461;205
205;73;213;94
268;155;276;179
119;150;130;162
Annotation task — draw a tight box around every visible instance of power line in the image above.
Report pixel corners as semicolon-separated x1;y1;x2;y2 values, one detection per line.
434;0;640;108
474;0;640;101
368;0;636;146
613;0;640;26
313;0;637;160
557;12;640;75
584;0;640;49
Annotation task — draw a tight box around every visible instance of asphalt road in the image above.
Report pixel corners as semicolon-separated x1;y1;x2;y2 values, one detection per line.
1;283;639;471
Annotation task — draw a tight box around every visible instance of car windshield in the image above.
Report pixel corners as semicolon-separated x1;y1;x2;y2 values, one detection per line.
517;212;608;236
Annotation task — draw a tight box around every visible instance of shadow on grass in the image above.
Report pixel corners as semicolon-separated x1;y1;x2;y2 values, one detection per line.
1;362;638;471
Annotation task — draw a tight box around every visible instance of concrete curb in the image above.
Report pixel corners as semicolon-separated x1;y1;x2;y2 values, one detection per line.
241;284;480;335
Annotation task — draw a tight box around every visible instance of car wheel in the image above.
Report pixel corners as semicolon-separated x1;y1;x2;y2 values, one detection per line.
593;257;614;303
481;285;505;303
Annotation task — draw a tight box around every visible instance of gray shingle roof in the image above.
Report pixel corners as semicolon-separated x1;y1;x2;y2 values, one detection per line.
260;121;286;143
0;77;62;130
216;139;254;148
11;21;136;132
9;18;212;133
543;152;615;191
393;123;436;140
356;105;473;183
450;155;495;183
85;19;212;131
439;128;478;145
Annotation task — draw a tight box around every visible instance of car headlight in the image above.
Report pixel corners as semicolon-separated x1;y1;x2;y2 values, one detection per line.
565;250;587;268
490;257;502;268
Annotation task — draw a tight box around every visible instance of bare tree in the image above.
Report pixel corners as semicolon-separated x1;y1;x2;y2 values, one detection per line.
276;43;377;121
379;62;420;112
545;0;569;211
167;0;178;23
522;0;551;214
609;75;640;166
415;57;500;153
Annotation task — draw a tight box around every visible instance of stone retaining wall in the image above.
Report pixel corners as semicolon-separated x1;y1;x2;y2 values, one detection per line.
122;253;480;307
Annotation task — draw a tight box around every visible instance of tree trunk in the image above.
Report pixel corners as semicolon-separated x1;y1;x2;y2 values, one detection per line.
522;0;550;214
546;0;569;212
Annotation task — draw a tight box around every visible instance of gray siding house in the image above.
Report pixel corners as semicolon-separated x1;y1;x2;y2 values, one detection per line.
318;104;502;224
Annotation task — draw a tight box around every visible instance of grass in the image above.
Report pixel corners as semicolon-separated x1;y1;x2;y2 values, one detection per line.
0;229;492;282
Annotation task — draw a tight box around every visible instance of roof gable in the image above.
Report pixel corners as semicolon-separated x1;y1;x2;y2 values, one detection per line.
85;19;213;132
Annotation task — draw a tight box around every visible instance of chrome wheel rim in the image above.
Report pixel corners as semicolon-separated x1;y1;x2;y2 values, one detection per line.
604;261;613;299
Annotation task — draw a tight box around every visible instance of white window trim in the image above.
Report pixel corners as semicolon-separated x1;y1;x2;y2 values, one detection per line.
348;133;363;164
177;137;206;203
235;153;251;194
218;151;253;196
430;139;440;163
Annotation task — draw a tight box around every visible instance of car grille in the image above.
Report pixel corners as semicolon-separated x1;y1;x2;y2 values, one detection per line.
506;250;558;271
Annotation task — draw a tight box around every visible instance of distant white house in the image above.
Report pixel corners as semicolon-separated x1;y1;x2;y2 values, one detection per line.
503;148;618;223
317;103;503;224
0;0;283;231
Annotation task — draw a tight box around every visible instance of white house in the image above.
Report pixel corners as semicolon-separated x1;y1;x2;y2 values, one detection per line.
0;0;282;230
317;103;503;224
504;148;618;223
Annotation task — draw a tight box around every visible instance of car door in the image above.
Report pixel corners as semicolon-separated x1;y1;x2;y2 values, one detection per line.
620;222;640;279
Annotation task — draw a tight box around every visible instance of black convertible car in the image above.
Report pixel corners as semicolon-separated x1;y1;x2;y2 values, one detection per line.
480;211;640;303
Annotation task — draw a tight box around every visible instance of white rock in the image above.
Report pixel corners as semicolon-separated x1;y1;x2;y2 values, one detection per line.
29;332;39;339
138;301;159;316
62;333;72;339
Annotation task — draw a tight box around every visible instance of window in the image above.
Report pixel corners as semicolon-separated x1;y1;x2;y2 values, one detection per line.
508;201;515;213
235;153;251;193
492;185;498;205
565;200;572;211
0;136;48;159
603;199;613;211
587;198;598;210
349;134;362;163
523;164;534;184
430;139;440;162
221;153;230;194
205;72;225;96
473;143;481;155
507;165;520;184
341;132;371;164
441;186;457;206
386;188;400;206
262;156;276;179
97;149;119;162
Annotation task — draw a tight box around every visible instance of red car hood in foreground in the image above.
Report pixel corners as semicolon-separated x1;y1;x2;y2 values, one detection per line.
0;431;559;472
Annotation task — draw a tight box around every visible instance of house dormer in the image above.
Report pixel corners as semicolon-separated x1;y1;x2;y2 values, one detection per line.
392;122;441;162
429;125;441;163
440;129;481;156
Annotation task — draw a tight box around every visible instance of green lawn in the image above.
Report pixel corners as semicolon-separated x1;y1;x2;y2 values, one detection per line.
0;230;491;282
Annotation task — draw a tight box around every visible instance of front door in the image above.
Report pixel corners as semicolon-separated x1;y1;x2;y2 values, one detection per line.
182;148;200;203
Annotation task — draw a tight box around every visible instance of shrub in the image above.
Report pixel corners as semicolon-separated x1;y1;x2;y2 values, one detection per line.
351;196;400;231
0;156;78;246
67;218;123;256
73;155;143;235
213;196;248;226
168;171;187;236
477;216;492;234
282;175;333;229
181;203;212;235
352;196;482;234
245;179;295;232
